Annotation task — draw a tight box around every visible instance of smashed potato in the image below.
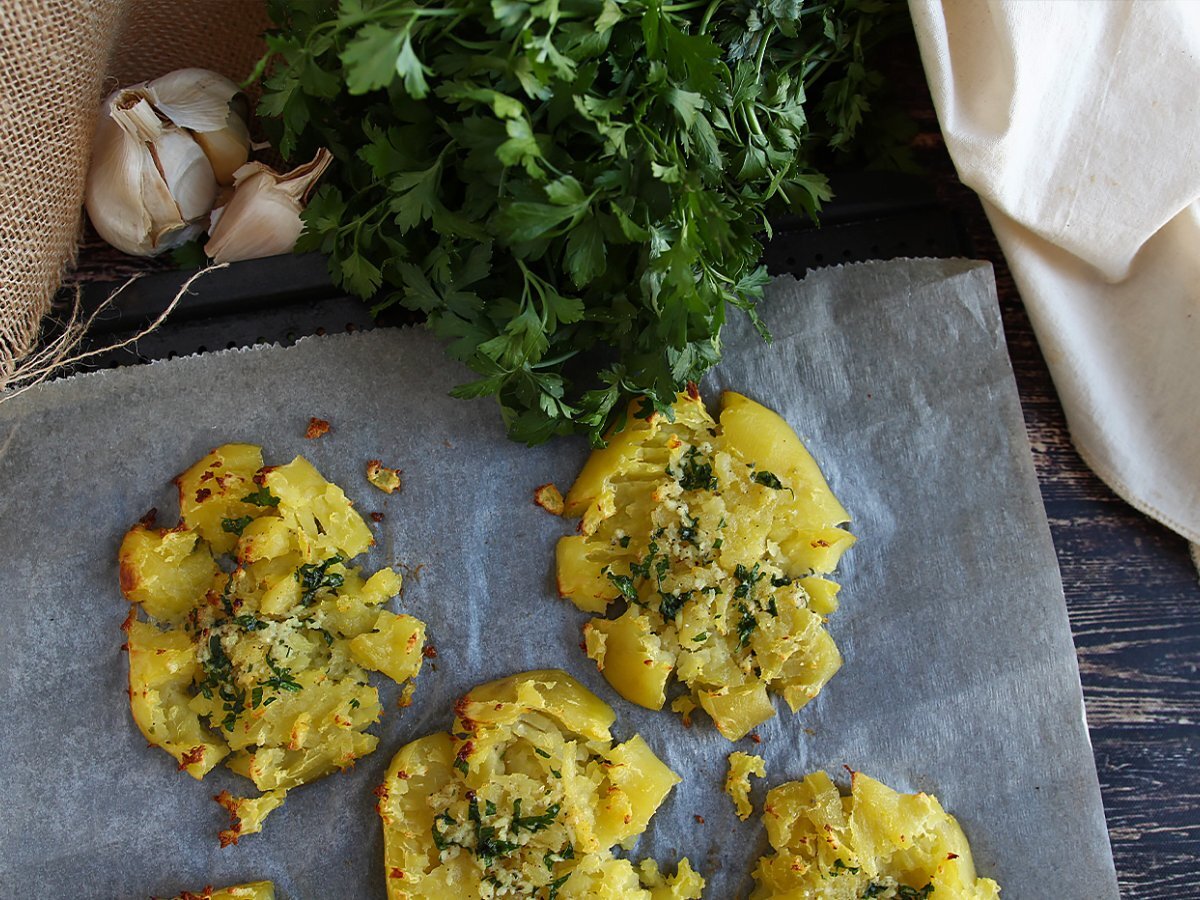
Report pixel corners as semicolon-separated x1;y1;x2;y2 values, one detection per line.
751;771;1000;899
556;389;854;739
120;444;427;845
163;883;275;900
377;669;704;899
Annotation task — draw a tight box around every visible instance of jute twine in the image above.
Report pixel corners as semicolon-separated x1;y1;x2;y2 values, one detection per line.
0;0;269;395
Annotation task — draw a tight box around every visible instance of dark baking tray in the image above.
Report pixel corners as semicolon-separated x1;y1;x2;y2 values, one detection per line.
61;172;971;370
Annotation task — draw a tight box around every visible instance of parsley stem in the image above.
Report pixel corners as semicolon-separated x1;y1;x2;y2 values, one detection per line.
754;24;777;75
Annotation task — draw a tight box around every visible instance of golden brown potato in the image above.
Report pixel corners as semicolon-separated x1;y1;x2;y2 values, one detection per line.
555;390;854;739
377;670;704;899
750;771;1000;899
120;444;427;844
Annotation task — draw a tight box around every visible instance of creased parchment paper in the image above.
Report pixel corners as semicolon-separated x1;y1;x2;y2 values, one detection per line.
0;259;1118;899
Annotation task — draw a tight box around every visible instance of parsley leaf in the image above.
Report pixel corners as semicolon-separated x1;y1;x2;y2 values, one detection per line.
241;486;280;507
221;515;254;536
295;555;345;606
752;469;785;490
258;0;911;445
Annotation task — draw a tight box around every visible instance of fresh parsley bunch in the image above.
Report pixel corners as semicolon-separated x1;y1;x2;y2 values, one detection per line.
258;0;906;443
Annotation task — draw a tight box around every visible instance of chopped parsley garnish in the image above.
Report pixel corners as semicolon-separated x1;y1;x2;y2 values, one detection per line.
733;562;765;599
713;537;723;549
431;811;457;851
618;534;631;548
199;633;233;701
199;634;246;732
453;757;469;775
546;874;571;900
468;796;519;865
658;590;690;621
264;653;302;693
219;685;246;733
512;799;561;834
544;842;574;870
241;486;280;507
862;885;934;899
295;555;345;605
535;747;552;759
833;858;861;875
606;571;638;602
678;514;699;544
675;446;719;492
219;578;236;616
628;540;667;582
307;624;335;646
233;614;267;631
752;469;785;490
692;631;709;642
221;515;254;535
349;698;360;709
770;574;793;587
736;602;758;649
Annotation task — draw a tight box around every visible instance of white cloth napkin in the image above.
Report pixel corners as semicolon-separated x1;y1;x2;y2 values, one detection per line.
909;0;1200;568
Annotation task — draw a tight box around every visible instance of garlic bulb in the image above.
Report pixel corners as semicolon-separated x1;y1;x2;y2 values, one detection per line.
205;149;333;264
85;68;251;256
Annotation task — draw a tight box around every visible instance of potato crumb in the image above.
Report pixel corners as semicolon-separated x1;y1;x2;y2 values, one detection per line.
170;880;275;900
670;695;697;728
366;460;403;494
533;482;565;515
304;417;331;439
725;750;766;821
398;681;417;708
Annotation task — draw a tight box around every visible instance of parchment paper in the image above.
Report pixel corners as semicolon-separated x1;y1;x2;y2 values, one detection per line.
0;259;1119;899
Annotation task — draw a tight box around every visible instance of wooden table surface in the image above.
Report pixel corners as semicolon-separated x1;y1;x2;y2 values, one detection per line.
889;38;1200;899
56;29;1199;899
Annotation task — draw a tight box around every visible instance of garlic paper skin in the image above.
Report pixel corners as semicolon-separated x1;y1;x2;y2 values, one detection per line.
85;68;251;257
205;149;333;264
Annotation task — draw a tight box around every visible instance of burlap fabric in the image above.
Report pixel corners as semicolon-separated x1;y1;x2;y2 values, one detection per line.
0;0;269;388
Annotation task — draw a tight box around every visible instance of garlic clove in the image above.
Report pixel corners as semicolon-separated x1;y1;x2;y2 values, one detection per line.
147;68;250;185
86;98;185;256
149;128;218;224
192;111;251;186
144;68;243;134
205;149;333;264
